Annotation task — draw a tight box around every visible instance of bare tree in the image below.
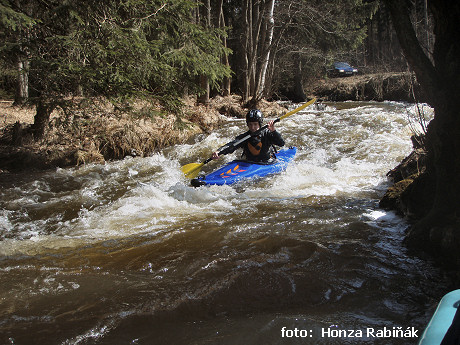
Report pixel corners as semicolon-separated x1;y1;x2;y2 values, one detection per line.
12;0;34;104
253;0;275;101
216;0;231;96
239;0;277;105
197;0;211;105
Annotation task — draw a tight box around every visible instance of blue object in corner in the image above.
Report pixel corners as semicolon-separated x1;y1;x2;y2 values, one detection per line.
419;289;460;345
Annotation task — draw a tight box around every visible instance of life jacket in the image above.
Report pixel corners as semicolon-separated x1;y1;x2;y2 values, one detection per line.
242;129;283;162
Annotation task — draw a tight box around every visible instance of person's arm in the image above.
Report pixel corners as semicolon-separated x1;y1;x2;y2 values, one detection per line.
267;120;285;146
212;132;248;160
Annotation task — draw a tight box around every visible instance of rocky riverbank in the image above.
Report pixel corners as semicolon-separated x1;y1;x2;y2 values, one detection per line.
380;136;460;271
311;73;460;269
379;137;432;219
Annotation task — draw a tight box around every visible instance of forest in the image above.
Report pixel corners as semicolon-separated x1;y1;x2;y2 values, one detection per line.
1;0;427;127
1;0;460;265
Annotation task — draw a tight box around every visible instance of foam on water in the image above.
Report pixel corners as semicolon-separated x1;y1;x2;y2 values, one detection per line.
0;101;430;256
2;102;450;345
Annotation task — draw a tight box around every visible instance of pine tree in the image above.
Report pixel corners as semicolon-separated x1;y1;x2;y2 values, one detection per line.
0;0;232;138
0;0;36;104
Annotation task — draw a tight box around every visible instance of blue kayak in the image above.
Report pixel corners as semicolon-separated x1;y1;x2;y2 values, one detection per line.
191;147;297;187
419;289;460;345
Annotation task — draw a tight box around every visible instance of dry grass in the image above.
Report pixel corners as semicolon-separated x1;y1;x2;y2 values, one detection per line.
308;72;416;102
0;100;38;125
1;95;287;172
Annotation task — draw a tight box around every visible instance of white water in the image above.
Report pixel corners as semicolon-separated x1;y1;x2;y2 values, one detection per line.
1;101;447;345
0;102;424;253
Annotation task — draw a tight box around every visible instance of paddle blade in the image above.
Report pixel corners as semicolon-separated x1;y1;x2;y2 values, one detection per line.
181;162;205;179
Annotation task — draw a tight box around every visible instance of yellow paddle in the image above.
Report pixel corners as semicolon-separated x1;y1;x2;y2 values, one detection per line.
181;98;317;179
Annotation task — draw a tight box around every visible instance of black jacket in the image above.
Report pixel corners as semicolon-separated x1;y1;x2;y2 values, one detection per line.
223;128;285;162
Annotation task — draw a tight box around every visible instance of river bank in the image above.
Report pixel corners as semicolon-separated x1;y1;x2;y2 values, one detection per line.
0;96;286;173
306;72;421;103
0;72;417;174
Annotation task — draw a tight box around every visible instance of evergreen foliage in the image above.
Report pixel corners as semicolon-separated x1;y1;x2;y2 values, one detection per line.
0;0;428;116
0;0;231;115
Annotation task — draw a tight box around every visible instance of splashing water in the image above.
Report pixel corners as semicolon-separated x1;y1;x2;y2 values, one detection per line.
0;101;450;345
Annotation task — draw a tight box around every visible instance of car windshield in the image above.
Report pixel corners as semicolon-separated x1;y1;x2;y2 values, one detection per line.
335;62;351;68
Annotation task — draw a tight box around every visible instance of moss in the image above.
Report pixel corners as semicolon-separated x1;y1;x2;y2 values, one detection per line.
379;175;417;212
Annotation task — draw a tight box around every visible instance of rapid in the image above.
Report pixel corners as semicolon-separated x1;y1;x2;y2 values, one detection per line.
0;101;453;344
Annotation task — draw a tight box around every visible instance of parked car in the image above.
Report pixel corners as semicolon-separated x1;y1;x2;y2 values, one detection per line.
327;62;358;77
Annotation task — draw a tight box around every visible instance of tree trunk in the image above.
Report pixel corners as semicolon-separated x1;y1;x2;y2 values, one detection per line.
239;0;276;105
217;0;231;96
241;0;250;103
13;0;32;105
254;0;275;101
383;0;460;256
423;0;430;55
31;100;54;140
292;53;306;102
15;58;29;104
197;0;211;105
248;0;258;102
198;75;210;105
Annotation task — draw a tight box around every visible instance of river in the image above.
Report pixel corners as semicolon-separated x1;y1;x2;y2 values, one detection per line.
0;101;453;344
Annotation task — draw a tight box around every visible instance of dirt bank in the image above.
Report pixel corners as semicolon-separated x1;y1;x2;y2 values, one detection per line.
307;72;422;103
0;96;287;173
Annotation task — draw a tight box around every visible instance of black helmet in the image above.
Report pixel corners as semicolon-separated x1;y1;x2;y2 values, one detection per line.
246;109;263;126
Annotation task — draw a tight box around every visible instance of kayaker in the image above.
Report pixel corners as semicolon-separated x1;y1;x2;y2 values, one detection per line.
212;109;285;162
